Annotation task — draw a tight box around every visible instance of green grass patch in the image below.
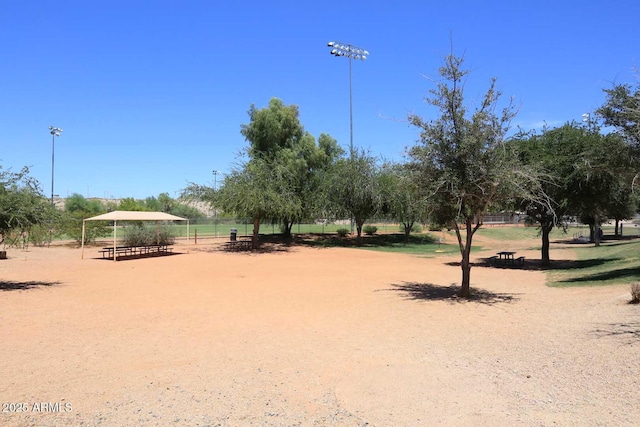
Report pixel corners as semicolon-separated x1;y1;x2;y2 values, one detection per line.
300;233;467;256
474;225;593;242
546;239;640;287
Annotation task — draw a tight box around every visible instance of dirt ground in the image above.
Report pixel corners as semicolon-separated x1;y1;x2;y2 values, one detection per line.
0;235;638;426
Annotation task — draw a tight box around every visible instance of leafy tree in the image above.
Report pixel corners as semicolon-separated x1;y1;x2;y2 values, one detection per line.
214;157;299;248
514;127;571;265
183;98;340;244
239;98;341;236
326;149;383;243
168;202;206;219
408;53;542;298
62;193;109;244
566;125;633;245
518;122;634;252
0;165;55;247
241;98;305;160
118;197;147;211
379;163;430;242
597;82;640;146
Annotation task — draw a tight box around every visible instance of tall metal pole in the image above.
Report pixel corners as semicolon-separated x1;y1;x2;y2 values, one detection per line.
327;41;368;233
51;133;55;204
48;126;63;205
212;170;218;238
349;55;353;158
327;41;368;159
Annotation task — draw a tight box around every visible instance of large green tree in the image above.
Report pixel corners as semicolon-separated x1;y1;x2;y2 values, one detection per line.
214;157;300;248
326;149;383;243
518;122;635;255
379;163;431;242
241;97;305;160
408;53;542;298
0;165;55;247
62;193;109;244
597;83;640;147
565;123;634;245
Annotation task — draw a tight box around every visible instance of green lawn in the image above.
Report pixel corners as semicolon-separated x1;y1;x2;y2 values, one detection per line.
546;239;640;287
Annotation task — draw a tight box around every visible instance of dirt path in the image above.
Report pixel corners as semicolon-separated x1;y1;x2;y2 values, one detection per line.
0;239;638;426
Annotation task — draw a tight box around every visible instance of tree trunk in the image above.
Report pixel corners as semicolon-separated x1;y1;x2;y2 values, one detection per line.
355;217;364;245
456;218;475;298
281;220;294;238
614;219;620;236
403;222;413;243
594;223;602;247
252;217;261;250
541;225;552;266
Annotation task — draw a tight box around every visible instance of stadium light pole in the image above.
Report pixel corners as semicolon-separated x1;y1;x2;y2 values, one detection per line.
212;170;219;237
327;41;369;159
49;126;63;205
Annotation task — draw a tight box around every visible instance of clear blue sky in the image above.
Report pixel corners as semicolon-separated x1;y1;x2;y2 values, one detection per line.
2;0;638;200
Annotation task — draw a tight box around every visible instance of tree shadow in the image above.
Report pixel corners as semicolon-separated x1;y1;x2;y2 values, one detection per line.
0;280;61;291
555;235;640;246
382;282;519;305
465;257;615;271
554;266;640;284
593;322;640;342
298;233;437;249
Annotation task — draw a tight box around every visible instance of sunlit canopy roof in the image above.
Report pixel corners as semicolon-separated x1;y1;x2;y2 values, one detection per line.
84;210;187;221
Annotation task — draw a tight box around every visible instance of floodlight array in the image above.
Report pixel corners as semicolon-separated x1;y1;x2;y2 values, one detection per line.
327;41;369;60
49;126;63;137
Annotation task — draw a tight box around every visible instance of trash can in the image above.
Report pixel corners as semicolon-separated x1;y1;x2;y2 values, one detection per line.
230;228;237;241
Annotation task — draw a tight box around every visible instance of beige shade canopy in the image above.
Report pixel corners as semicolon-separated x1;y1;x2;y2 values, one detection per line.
81;210;189;261
84;210;187;222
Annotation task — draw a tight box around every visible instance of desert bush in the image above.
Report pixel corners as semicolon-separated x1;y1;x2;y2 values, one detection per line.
28;224;55;247
363;225;378;235
123;224;176;246
336;228;350;238
400;223;422;234
631;282;640;304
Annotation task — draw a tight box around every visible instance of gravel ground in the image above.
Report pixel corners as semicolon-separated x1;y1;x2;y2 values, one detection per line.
0;238;638;426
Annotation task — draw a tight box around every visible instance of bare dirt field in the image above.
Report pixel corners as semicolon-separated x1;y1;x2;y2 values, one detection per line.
0;236;638;426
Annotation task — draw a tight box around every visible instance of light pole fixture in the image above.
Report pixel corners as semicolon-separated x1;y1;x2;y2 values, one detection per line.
327;41;369;158
49;126;63;205
212;170;219;237
212;170;219;191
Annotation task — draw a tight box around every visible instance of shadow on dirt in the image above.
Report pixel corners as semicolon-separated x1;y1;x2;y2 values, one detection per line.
382;282;519;305
0;280;62;291
462;257;616;271
593;322;640;342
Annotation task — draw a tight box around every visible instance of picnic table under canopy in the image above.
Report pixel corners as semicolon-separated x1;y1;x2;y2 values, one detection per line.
81;210;189;261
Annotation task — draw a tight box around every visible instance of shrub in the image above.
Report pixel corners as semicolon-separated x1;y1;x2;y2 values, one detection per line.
363;225;378;235
631;283;640;304
336;228;350;238
123;224;176;246
400;223;422;234
28;224;54;247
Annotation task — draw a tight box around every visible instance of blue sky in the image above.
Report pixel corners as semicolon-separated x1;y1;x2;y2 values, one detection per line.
2;0;638;200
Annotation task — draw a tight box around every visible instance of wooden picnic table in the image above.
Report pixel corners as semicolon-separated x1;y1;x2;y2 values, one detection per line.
99;244;173;260
225;240;253;251
493;251;525;266
497;251;516;264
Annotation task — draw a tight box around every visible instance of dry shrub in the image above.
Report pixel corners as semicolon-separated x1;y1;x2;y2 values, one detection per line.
631;282;640;304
